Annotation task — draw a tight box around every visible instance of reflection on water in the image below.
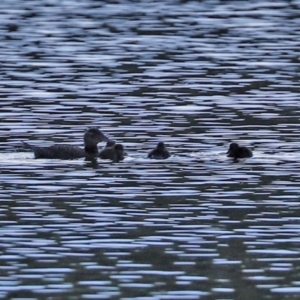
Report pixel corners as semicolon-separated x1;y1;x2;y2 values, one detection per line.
1;0;300;299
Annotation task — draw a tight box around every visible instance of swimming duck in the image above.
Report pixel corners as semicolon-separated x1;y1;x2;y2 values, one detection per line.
99;143;124;162
104;140;116;148
148;142;170;159
22;127;110;159
227;142;253;159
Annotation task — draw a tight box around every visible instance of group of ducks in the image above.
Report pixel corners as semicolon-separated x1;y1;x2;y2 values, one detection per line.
22;127;253;161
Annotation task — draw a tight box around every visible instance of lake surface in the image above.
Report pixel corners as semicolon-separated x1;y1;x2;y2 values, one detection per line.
1;0;300;299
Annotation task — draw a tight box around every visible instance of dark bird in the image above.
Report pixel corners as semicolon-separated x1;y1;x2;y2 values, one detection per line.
227;142;253;159
104;140;116;148
148;142;170;159
99;143;125;162
22;127;110;159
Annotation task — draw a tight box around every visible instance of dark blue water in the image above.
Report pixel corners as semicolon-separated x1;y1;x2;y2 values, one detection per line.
1;0;300;299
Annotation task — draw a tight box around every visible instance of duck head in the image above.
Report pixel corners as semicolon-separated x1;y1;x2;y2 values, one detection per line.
157;142;166;150
84;127;110;147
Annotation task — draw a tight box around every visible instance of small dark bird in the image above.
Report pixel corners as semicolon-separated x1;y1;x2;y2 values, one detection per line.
148;142;170;159
99;143;124;162
227;142;253;159
104;140;116;148
22;127;109;159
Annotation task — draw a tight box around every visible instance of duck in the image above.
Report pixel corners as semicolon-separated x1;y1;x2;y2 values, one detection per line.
148;142;170;159
104;140;116;148
22;127;110;159
227;142;253;159
99;143;125;162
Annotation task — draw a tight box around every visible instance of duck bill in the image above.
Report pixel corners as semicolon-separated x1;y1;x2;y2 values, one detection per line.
101;132;111;142
227;150;233;157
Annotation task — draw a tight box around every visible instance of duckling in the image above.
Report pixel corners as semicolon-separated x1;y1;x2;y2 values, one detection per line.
99;143;124;162
104;140;116;148
148;142;170;159
22;127;109;159
227;142;253;159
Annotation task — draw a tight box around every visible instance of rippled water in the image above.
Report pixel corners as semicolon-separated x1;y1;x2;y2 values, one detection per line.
1;0;300;299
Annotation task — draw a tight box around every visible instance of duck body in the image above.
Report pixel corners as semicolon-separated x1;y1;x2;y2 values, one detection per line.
227;142;253;159
22;127;109;159
99;143;124;162
148;142;170;159
22;143;85;159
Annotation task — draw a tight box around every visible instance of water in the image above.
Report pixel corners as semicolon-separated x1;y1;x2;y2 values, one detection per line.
1;0;300;299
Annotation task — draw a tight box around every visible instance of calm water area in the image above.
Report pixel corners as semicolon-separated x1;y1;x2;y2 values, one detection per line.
1;0;300;299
